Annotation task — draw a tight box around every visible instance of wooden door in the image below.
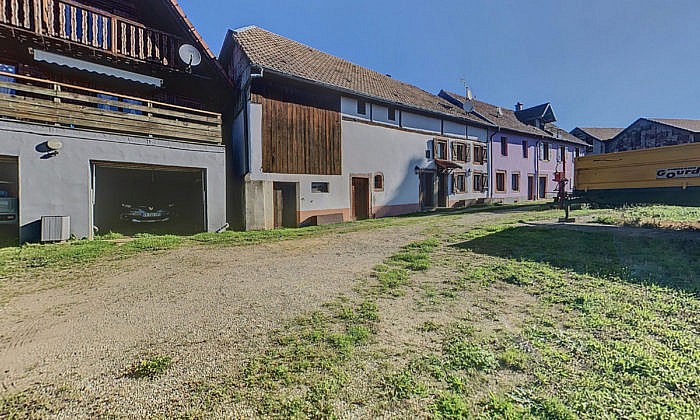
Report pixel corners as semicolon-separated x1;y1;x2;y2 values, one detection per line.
273;189;284;228
539;176;547;199
527;175;535;200
351;177;370;220
420;172;435;208
437;174;448;208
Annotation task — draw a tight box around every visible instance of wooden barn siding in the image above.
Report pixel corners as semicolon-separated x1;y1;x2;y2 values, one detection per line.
254;94;341;175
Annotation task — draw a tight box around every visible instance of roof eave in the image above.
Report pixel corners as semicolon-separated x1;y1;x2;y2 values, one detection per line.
256;67;495;129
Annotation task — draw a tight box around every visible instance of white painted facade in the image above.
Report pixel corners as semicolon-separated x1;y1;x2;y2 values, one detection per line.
234;93;491;229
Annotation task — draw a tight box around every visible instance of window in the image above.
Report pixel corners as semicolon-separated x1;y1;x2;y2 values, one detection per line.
540;142;550;161
0;63;16;95
435;139;448;160
512;173;520;191
575;147;580;158
373;173;384;191
496;171;506;192
500;137;508;156
522;141;529;158
452;142;469;162
558;145;566;162
473;144;487;164
454;172;467;193
473;172;486;192
311;182;329;193
388;106;396;121
357;100;366;115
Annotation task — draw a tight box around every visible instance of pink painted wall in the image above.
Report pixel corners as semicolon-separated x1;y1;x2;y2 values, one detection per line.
490;133;584;201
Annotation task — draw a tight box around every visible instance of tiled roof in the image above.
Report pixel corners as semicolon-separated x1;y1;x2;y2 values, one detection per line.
440;91;587;146
573;127;624;141
646;118;700;133
231;26;492;126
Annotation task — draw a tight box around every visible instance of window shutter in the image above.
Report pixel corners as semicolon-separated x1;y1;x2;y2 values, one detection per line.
451;143;457;161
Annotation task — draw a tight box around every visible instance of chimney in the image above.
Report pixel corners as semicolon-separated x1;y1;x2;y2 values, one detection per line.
515;102;524;112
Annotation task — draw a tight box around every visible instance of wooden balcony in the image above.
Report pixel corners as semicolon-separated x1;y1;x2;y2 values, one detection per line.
0;71;222;143
0;0;181;68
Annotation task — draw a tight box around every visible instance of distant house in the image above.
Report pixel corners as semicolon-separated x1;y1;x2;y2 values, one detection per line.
439;91;588;202
570;127;624;154
605;118;700;153
220;26;496;230
0;0;232;243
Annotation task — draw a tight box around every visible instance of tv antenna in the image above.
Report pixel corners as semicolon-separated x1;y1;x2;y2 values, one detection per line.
460;78;474;113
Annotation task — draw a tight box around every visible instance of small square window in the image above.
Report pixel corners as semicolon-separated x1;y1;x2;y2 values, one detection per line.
512;173;520;191
373;173;384;191
435;140;448;160
500;137;508;156
454;173;466;193
357;100;366;115
311;182;329;193
496;171;506;192
473;172;486;192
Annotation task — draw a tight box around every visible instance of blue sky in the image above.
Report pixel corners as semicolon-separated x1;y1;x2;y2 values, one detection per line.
179;0;700;130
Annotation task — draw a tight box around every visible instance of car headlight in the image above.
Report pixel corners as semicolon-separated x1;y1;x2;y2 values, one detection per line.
121;204;132;209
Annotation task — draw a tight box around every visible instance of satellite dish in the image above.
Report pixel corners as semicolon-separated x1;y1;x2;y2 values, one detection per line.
463;100;474;113
178;44;202;67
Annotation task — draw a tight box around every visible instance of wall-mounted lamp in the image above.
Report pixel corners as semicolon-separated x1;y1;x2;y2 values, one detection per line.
37;140;63;159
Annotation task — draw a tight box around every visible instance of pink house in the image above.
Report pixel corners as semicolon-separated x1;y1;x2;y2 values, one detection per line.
439;91;587;202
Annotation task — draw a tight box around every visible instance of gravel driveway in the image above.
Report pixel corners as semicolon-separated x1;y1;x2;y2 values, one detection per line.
0;218;440;416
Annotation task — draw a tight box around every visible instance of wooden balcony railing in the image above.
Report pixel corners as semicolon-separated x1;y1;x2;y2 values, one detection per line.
0;71;222;143
0;0;181;67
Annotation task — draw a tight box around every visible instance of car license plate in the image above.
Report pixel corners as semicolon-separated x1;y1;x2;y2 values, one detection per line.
144;212;161;218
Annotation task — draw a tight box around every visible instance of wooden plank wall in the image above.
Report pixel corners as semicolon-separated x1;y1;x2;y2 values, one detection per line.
255;94;341;175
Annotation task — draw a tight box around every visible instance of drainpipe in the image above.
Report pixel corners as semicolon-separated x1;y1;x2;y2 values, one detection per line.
488;127;501;201
535;138;542;199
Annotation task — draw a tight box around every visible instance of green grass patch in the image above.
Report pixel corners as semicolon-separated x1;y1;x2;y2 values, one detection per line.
125;355;172;379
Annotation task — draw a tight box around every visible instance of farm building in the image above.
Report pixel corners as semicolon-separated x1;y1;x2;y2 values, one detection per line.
0;0;231;244
439;91;588;203
220;26;499;230
604;118;700;153
570;127;624;154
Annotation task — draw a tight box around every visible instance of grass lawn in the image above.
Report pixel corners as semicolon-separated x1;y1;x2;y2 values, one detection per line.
1;205;698;418
593;205;700;230
186;208;699;418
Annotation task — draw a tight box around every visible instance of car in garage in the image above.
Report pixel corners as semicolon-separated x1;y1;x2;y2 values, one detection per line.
120;202;176;224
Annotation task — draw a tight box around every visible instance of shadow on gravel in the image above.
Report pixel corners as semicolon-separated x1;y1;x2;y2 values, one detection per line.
453;225;700;296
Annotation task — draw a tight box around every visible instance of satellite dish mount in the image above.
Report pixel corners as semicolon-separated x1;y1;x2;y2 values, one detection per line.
178;44;202;74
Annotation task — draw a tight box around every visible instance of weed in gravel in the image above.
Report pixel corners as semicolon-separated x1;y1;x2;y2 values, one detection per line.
419;321;441;333
126;355;172;379
429;392;470;419
382;369;427;401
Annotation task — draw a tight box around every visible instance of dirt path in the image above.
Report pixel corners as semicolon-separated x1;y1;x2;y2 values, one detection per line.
0;218;443;415
0;209;524;416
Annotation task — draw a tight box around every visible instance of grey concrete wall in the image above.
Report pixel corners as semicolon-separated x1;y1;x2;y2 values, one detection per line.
0;120;227;242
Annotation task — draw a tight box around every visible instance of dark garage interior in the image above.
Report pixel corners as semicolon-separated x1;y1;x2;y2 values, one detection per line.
0;156;19;246
93;164;206;236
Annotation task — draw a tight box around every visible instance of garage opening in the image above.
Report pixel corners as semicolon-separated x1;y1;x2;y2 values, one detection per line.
93;163;206;236
0;156;19;247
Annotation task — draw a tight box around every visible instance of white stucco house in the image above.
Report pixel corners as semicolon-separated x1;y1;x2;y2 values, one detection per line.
219;26;496;230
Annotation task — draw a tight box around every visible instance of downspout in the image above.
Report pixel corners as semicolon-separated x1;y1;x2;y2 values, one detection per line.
488;127;501;201
535;138;542;199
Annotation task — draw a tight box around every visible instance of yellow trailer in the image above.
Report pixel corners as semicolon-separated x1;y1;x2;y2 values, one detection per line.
574;143;700;206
